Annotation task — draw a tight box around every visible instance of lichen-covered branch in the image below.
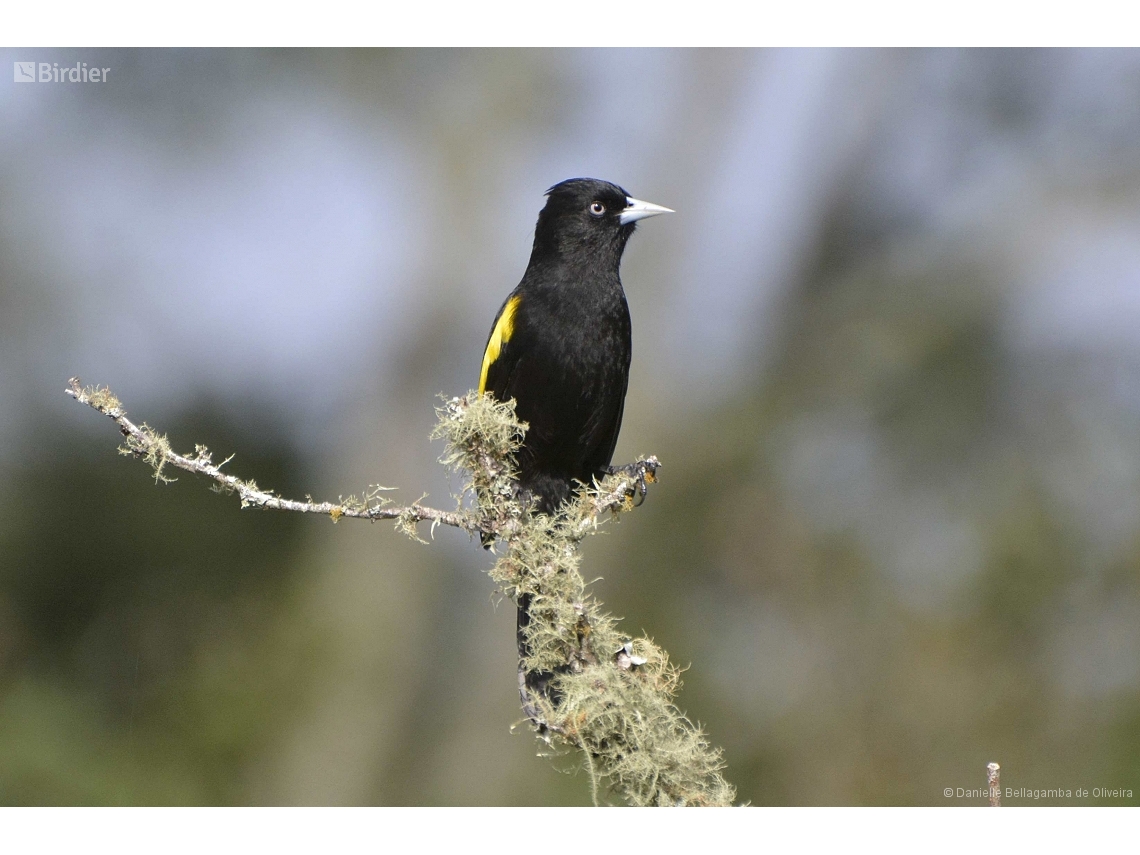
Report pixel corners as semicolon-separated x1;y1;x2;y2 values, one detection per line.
67;377;734;806
434;394;734;806
66;377;470;536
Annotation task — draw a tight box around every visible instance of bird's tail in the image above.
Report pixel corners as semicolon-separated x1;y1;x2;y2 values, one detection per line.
516;592;563;707
515;481;573;711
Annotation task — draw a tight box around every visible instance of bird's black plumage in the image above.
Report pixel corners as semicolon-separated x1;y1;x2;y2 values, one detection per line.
480;178;669;513
478;177;672;701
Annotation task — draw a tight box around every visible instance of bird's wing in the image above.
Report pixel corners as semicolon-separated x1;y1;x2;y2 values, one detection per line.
595;380;627;469
479;293;522;397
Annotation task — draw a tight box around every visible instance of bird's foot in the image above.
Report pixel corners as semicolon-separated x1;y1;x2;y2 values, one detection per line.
605;456;660;508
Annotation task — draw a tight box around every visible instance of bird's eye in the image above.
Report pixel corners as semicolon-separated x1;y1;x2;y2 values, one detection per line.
589;202;606;217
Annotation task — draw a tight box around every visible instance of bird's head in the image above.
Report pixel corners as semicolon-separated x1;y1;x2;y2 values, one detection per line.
531;178;673;265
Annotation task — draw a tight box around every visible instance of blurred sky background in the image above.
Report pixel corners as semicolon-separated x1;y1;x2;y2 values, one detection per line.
2;47;1140;805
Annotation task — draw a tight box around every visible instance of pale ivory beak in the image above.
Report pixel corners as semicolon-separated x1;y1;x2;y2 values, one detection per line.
619;196;674;225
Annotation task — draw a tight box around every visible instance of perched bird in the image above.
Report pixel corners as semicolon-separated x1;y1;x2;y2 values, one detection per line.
478;177;672;699
479;177;672;515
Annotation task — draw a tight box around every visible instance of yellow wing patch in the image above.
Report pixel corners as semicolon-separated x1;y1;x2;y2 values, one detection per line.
479;295;521;395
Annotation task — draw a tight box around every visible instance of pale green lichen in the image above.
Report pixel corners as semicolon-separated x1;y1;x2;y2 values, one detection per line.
118;422;176;484
76;381;124;416
433;392;735;806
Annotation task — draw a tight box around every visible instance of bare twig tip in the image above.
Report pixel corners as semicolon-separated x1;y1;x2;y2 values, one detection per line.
987;761;1001;807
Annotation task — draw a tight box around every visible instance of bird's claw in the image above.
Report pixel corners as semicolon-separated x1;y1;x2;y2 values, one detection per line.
631;470;648;507
606;457;660;508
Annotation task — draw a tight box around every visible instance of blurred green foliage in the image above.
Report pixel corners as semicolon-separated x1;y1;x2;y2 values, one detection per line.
0;404;315;804
597;240;1140;805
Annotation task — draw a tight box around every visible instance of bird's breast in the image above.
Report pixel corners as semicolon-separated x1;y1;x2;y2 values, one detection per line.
524;288;630;383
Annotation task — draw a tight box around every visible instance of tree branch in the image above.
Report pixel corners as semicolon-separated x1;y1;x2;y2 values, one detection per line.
67;376;733;806
67;377;471;535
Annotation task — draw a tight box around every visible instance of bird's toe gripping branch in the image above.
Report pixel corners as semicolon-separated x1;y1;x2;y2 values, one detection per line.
604;456;660;509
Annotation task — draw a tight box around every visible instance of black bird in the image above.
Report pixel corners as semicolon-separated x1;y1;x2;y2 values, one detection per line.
479;178;672;514
478;177;672;698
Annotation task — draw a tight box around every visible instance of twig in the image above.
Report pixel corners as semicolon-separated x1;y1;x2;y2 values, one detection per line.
66;378;655;540
66;377;471;532
987;761;1001;807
